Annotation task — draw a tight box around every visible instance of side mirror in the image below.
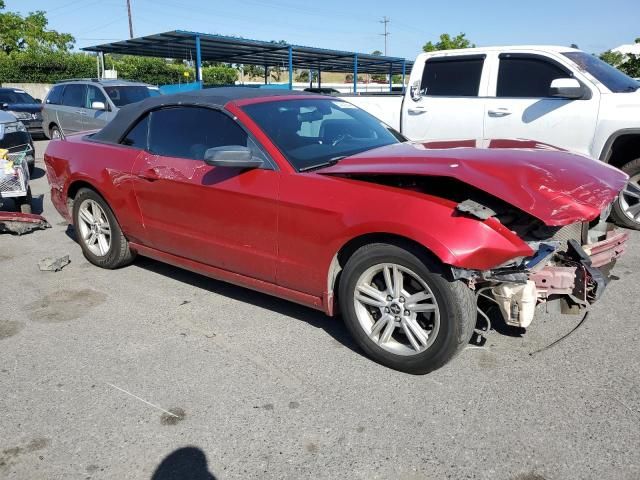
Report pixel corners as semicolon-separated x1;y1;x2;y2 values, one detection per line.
0;103;8;110
204;146;263;169
91;101;107;111
550;78;584;99
409;80;422;101
34;98;42;104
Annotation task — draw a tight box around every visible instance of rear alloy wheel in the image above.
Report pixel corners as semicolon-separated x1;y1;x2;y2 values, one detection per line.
612;158;640;230
338;243;476;374
72;188;135;269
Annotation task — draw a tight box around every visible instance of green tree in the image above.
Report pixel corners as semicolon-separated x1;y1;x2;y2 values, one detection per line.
599;50;625;67
0;2;74;53
422;33;475;52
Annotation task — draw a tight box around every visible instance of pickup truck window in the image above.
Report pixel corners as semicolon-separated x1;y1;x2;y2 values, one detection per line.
420;56;484;97
562;51;639;93
497;55;572;98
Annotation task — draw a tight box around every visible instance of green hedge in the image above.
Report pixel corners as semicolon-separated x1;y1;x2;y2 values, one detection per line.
0;51;95;82
0;51;238;85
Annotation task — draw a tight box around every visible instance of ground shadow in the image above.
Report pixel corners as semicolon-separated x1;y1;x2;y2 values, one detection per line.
0;193;43;214
151;446;217;480
134;256;361;355
30;166;46;180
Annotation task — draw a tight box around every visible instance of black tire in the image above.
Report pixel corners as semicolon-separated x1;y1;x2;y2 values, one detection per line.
611;158;640;230
50;124;62;140
16;187;32;214
27;159;35;176
338;243;476;374
72;188;136;269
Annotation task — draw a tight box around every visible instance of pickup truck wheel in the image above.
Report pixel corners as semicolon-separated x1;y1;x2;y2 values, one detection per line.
338;243;476;374
72;188;135;269
611;158;640;230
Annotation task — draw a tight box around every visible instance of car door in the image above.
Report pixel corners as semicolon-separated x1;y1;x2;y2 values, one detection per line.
483;52;600;156
131;106;280;283
83;85;113;131
58;84;87;134
401;54;488;141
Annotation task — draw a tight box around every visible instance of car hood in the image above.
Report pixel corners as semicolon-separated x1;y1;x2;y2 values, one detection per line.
3;103;41;114
315;139;629;226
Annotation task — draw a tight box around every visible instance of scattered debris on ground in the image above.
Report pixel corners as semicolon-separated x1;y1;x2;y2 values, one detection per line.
0;212;51;235
37;255;70;272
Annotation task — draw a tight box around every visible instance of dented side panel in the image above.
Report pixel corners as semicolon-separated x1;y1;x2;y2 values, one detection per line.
130;151;280;283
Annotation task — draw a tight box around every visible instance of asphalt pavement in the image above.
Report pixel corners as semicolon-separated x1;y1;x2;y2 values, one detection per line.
1;140;639;480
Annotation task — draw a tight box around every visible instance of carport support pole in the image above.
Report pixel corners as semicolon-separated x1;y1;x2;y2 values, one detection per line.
353;54;358;93
288;46;293;90
389;62;393;92
264;64;268;84
195;34;202;87
318;69;321;88
402;59;406;93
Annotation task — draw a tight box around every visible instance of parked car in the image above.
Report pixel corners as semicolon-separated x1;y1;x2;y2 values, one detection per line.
44;88;628;374
340;45;640;230
0;87;44;139
0;110;35;175
42;79;161;139
304;87;340;94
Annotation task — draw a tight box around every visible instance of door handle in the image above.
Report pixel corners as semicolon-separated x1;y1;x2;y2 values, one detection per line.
407;106;427;114
487;108;513;117
137;168;160;181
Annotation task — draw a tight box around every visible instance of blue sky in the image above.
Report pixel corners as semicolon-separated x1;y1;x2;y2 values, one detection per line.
10;0;640;58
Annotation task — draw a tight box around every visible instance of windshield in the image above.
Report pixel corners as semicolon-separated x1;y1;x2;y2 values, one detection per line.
0;90;36;104
562;51;639;93
103;85;161;107
241;98;403;171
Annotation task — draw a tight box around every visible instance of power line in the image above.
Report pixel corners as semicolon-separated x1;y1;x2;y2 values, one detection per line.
379;16;390;55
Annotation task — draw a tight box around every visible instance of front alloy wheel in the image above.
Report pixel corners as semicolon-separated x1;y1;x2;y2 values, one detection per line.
339;243;476;374
354;263;440;356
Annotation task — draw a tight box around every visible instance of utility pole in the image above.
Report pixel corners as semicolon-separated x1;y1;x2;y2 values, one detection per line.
126;0;134;39
379;16;390;55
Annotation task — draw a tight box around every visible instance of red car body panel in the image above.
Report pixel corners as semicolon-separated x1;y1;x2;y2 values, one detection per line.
317;140;628;226
43;96;628;316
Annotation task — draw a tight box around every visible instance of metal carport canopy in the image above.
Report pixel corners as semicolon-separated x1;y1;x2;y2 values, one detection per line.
82;30;413;92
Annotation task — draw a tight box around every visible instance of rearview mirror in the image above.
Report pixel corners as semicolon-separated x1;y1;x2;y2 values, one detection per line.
204;146;263;169
550;78;584;99
0;103;8;110
91;101;106;110
410;80;422;101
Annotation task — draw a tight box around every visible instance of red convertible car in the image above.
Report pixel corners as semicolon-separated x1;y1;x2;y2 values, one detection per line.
44;88;629;374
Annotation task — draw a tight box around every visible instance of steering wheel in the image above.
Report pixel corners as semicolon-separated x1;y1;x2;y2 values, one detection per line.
332;133;353;147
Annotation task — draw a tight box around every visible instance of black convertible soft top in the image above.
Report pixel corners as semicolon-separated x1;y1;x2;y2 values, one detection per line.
91;87;313;144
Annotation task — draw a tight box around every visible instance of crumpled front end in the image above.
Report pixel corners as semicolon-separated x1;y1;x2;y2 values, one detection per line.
455;203;628;329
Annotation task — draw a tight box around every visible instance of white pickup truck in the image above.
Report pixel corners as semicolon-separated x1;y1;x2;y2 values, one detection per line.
341;45;640;229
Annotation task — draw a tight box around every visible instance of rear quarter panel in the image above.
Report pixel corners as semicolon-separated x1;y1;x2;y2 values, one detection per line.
44;135;146;242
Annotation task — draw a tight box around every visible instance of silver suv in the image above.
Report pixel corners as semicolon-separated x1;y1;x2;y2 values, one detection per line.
42;79;161;139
